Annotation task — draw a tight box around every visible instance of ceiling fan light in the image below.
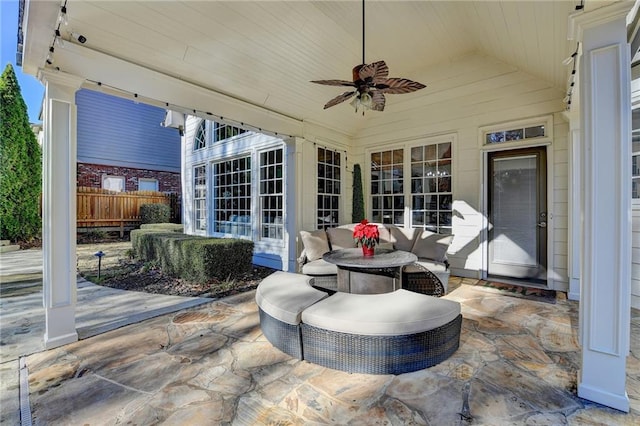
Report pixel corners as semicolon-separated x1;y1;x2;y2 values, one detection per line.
350;93;373;114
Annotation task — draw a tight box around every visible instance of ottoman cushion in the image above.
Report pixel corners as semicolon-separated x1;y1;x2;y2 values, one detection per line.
301;289;460;336
301;259;338;276
255;271;328;325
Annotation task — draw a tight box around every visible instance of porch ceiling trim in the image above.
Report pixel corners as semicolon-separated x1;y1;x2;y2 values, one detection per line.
50;42;305;138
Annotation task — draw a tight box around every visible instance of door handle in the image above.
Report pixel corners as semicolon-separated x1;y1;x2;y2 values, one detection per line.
537;221;547;228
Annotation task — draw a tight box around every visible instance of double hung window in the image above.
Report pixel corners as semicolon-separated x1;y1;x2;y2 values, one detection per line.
193;165;207;232
260;148;284;239
317;147;341;229
213;157;251;236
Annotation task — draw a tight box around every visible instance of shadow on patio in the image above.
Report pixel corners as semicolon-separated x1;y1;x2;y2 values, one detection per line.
23;277;640;424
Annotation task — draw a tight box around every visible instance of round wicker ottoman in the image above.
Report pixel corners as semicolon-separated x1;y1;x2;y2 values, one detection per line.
255;271;329;359
300;289;462;374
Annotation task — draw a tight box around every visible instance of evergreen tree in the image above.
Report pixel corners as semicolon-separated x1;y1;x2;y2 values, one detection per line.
0;64;42;242
352;163;365;223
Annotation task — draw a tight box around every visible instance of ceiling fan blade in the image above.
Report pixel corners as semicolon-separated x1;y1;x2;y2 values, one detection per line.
311;79;356;87
370;91;386;111
358;61;389;83
377;78;426;94
323;91;357;109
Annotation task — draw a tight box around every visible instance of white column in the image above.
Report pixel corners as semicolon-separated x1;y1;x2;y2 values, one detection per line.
38;70;84;350
569;2;633;412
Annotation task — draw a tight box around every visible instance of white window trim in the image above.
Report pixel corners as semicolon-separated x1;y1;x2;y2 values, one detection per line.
102;175;125;192
316;146;343;229
364;133;457;228
478;115;554;151
138;178;159;192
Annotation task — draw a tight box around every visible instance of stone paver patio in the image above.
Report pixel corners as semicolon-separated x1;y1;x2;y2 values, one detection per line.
21;277;640;425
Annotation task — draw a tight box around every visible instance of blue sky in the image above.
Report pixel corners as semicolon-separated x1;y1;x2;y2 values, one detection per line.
1;0;45;123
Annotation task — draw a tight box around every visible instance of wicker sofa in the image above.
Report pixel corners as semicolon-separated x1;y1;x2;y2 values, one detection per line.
256;271;462;374
298;224;453;296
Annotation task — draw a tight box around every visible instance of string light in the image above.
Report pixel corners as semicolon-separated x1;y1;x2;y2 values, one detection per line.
79;78;298;139
563;0;584;111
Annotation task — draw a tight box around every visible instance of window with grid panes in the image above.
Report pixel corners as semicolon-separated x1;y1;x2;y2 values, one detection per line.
213;157;251;236
259;148;284;239
193;165;207;231
212;121;247;142
410;143;452;234
370;149;404;224
317;147;341;229
193;120;207;150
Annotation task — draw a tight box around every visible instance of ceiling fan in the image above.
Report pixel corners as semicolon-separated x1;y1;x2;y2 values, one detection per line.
311;0;426;114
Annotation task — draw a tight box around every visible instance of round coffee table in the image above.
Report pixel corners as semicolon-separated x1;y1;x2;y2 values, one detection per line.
323;248;417;294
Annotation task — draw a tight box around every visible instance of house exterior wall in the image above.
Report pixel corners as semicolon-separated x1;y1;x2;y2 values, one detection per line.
182;117;296;270
76;89;181;173
349;54;569;291
181;54;572;291
76;163;181;193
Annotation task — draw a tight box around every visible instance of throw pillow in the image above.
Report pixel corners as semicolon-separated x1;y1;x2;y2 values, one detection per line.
300;230;330;262
411;231;453;262
388;226;420;252
326;227;357;250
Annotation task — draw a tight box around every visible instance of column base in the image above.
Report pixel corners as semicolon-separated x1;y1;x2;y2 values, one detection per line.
44;331;79;350
578;378;630;413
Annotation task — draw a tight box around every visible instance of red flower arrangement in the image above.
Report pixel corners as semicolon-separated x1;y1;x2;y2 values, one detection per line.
353;219;380;249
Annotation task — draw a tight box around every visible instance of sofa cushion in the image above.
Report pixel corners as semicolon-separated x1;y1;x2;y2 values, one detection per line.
389;226;420;252
300;229;330;261
301;289;461;336
326;227;356;250
255;271;328;325
411;231;453;262
301;259;338;275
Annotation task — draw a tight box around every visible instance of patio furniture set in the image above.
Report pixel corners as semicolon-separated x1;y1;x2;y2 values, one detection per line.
255;224;462;374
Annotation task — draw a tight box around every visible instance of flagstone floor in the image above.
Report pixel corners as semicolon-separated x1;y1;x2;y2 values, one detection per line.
24;277;640;425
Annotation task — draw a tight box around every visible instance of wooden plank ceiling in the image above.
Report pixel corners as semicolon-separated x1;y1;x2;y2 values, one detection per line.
49;1;578;137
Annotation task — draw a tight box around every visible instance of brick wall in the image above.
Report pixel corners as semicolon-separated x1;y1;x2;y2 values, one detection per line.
77;163;181;193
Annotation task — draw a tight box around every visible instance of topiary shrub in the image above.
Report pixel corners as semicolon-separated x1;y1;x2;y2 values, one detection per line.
140;203;170;224
140;223;183;232
130;229;254;282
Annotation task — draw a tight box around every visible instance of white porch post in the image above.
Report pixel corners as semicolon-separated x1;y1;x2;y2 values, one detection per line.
39;70;84;350
570;2;633;412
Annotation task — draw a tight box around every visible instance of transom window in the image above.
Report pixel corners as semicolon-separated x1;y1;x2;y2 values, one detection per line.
213;157;252;236
260;148;284;240
370;149;404;225
213;122;246;142
193;165;207;231
193;121;207;151
317;147;341;229
410;143;452;234
485;124;545;145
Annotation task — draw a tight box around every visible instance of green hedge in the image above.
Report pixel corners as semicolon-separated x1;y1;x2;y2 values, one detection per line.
130;229;254;282
140;203;170;224
140;223;183;232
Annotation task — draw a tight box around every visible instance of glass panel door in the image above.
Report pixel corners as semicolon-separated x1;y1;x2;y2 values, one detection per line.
488;147;547;282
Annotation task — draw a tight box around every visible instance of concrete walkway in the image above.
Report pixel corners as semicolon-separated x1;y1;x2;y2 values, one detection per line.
0;248;212;425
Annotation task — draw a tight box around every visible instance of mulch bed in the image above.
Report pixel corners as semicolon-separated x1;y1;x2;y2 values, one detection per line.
88;258;276;299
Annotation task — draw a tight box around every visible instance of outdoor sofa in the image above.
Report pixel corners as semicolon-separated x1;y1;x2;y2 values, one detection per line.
298;223;453;296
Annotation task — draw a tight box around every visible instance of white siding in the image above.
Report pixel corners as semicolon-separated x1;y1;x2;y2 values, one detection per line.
349;54;568;289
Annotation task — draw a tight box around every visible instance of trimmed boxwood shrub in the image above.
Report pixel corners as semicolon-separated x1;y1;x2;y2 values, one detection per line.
140;223;183;232
130;229;254;282
140;203;171;224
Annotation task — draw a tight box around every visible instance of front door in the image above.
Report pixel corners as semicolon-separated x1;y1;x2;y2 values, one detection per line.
488;147;547;283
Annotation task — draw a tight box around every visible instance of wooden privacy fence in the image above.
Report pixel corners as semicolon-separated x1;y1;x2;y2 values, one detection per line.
77;187;180;236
